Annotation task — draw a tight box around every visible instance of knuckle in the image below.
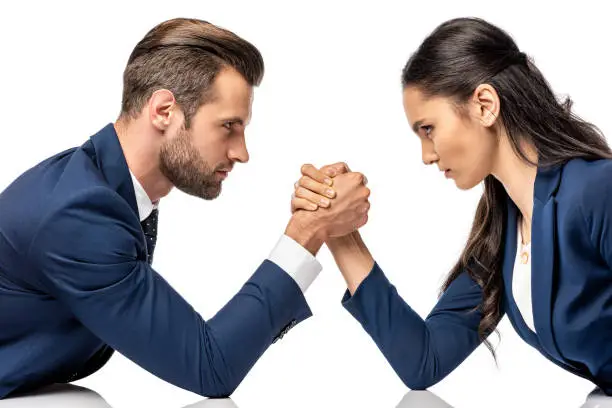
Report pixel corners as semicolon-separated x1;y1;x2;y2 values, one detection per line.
332;162;347;174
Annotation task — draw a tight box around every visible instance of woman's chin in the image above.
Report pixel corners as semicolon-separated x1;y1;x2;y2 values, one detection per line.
454;174;482;191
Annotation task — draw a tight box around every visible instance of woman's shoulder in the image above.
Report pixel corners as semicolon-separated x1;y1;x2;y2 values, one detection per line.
563;157;612;177
561;158;612;216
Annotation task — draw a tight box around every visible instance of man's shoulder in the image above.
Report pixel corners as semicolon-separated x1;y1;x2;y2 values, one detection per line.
0;140;139;271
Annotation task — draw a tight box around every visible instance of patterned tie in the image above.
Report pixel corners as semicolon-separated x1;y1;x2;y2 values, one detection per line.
141;208;158;265
55;209;160;385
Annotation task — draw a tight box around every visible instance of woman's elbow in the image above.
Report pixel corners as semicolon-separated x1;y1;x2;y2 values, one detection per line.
395;365;445;390
400;375;442;391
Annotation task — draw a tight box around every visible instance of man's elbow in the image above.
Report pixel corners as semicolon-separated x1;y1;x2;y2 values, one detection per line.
198;385;236;399
198;378;239;399
196;363;243;399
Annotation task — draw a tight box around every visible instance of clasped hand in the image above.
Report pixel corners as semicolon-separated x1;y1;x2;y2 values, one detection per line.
290;162;370;240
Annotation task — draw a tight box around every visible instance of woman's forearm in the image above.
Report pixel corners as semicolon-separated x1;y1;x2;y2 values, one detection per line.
326;231;375;294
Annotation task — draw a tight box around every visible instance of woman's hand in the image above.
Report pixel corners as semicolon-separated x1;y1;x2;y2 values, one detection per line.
290;162;357;212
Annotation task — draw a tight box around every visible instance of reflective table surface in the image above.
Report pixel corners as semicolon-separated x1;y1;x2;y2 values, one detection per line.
1;384;610;408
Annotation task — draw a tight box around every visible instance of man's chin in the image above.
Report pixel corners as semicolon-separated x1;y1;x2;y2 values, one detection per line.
200;182;222;200
177;182;222;200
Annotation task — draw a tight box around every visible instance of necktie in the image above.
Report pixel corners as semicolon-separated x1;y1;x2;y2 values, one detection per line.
141;208;158;265
56;209;160;384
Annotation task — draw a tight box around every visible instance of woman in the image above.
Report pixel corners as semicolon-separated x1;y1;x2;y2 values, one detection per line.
291;17;612;399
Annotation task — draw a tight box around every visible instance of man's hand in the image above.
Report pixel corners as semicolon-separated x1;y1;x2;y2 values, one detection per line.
284;162;370;253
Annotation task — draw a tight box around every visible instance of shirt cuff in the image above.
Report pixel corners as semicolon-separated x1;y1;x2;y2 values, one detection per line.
267;234;323;293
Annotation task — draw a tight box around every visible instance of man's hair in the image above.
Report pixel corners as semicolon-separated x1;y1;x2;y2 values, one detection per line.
119;18;264;127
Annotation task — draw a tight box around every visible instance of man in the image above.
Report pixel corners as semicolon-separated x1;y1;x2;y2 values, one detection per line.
0;18;370;398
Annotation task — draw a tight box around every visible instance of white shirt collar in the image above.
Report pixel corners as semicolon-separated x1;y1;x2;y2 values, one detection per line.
129;170;157;221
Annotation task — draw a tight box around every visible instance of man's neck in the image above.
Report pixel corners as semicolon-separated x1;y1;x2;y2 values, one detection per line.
114;120;173;203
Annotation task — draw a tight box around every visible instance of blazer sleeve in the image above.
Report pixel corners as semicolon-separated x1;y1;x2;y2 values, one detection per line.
27;187;311;398
342;261;497;389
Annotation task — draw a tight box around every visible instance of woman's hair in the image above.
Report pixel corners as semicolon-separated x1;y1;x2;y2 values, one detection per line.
401;17;612;357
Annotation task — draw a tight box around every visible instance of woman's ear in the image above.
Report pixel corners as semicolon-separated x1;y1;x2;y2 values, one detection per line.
472;83;501;128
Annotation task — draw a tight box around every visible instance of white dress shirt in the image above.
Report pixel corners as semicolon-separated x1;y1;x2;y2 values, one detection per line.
512;219;536;333
129;171;321;293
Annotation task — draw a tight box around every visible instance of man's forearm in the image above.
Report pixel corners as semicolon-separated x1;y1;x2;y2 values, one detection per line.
284;212;325;256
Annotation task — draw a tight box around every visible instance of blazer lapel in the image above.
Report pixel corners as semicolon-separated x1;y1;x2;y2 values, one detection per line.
82;123;139;218
503;198;540;347
62;123;138;379
531;164;564;361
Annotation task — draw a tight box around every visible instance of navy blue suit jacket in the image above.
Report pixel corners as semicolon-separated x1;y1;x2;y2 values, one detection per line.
343;158;612;393
0;124;311;398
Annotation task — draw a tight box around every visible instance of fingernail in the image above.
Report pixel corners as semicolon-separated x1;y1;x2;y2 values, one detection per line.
325;169;336;177
324;178;333;185
326;189;335;197
320;198;330;206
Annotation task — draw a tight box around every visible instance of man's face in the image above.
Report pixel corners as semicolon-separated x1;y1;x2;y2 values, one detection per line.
159;67;253;200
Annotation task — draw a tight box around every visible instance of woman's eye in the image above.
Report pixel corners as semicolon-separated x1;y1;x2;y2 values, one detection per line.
421;125;433;137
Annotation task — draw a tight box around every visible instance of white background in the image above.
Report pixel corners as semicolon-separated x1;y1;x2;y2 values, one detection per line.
1;1;610;407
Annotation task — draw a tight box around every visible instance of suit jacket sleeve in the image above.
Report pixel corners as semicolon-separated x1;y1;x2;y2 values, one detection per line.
27;187;311;397
342;261;495;389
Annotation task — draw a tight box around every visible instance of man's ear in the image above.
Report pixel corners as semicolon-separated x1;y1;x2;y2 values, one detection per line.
148;89;176;131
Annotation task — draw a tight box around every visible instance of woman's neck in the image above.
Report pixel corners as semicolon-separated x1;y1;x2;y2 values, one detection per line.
490;135;538;243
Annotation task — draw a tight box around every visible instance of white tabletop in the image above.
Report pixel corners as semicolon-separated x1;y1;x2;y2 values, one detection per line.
2;384;610;408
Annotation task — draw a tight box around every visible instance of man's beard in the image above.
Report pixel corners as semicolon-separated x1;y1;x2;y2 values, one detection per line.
159;127;224;200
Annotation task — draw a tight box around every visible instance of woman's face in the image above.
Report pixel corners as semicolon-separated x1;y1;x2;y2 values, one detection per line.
402;85;499;190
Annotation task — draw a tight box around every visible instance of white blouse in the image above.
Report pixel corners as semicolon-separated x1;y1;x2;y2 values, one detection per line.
512;218;536;333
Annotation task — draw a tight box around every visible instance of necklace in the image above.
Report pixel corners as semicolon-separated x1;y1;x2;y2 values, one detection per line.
519;216;531;264
520;242;531;264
